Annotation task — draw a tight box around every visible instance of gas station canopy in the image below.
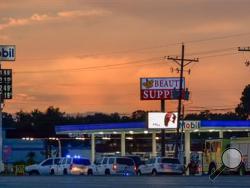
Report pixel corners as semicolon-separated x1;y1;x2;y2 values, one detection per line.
55;120;250;135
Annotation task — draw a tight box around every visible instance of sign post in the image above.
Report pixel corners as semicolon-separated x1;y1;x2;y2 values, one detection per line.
140;77;189;157
160;100;165;157
0;45;15;172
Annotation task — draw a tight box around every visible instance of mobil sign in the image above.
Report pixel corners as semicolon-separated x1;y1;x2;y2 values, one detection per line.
180;121;201;130
140;77;185;100
0;45;16;61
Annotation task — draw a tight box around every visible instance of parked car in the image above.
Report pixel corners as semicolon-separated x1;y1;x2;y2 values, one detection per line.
58;156;94;175
94;157;136;176
125;155;143;174
138;157;184;176
25;157;62;175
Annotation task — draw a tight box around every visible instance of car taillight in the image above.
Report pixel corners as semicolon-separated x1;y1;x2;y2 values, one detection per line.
112;164;117;171
134;166;137;171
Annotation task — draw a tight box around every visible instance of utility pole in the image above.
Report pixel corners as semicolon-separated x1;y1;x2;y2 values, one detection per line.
238;47;250;66
167;44;199;158
179;104;185;163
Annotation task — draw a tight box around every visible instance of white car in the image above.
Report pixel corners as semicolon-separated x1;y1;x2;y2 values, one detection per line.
58;157;94;175
25;157;62;175
94;157;136;176
138;157;184;175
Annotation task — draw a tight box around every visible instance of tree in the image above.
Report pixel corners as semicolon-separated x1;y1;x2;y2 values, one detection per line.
2;112;16;129
14;107;66;137
131;110;147;121
235;84;250;119
16;110;33;131
185;111;240;120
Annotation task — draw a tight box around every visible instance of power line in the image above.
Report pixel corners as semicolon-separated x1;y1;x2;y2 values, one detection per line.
12;43;248;75
170;47;237;57
200;51;240;59
15;50;240;75
19;32;250;61
185;32;250;44
186;47;236;56
13;57;160;74
19;44;180;61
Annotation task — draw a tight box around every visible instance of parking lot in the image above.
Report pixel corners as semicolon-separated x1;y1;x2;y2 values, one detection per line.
0;176;250;188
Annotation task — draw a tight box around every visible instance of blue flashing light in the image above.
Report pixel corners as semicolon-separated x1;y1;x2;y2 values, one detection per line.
66;155;71;158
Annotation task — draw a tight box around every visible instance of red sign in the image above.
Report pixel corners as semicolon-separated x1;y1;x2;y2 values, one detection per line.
140;77;185;100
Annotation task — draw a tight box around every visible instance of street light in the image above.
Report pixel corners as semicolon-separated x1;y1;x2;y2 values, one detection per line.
75;137;85;140
22;137;34;141
126;137;133;140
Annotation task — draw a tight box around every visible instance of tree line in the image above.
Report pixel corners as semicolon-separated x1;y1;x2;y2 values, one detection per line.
4;84;250;137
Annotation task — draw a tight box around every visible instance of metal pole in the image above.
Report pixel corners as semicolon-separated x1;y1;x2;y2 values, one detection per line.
0;62;3;172
0;102;2;165
57;139;62;157
121;132;126;156
176;44;185;158
152;132;157;157
185;130;190;175
161;99;165;157
180;104;184;164
91;134;95;163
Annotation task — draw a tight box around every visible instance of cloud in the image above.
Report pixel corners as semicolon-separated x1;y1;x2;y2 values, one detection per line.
190;21;244;34
0;9;111;30
57;9;110;18
0;14;50;30
30;14;50;21
15;93;36;101
0;35;9;41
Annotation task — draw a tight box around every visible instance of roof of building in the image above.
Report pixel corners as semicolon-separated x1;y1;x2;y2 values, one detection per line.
55;120;250;135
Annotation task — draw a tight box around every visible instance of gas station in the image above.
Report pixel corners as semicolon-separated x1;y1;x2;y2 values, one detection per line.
54;78;250;175
55;120;250;174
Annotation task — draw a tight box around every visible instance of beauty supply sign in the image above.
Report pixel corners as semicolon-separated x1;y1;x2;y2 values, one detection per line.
148;112;178;129
140;77;185;100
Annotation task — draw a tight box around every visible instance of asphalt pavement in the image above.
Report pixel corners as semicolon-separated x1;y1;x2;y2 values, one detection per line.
0;175;250;188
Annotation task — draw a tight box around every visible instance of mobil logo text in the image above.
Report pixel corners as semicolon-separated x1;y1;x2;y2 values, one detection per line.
180;121;201;130
0;45;16;61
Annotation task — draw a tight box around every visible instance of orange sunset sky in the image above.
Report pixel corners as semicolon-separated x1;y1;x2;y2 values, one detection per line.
0;0;250;114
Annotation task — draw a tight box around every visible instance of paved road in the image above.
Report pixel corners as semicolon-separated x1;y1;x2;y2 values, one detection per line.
0;176;250;188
